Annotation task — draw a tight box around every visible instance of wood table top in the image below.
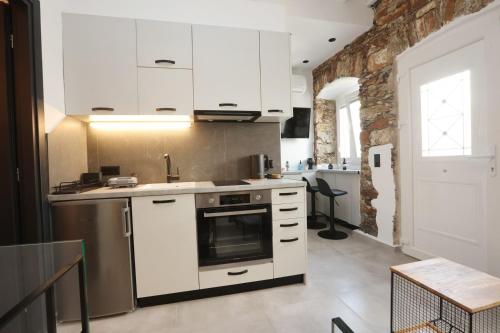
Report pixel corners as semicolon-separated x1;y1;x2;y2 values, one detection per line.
391;258;500;313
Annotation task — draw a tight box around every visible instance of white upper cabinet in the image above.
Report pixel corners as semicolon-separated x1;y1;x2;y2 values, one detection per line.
138;68;193;115
259;31;292;121
63;14;138;115
136;20;192;69
192;25;261;111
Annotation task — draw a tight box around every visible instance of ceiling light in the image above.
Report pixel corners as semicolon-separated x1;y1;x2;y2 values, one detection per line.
89;121;192;131
328;37;336;43
302;60;309;64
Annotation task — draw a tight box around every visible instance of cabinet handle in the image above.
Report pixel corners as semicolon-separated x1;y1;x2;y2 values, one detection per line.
152;199;176;204
155;59;175;65
280;207;298;212
268;109;284;113
91;107;114;112
156;107;176;112
280;237;299;243
219;103;238;107
227;269;248;276
280;222;299;228
279;192;298;196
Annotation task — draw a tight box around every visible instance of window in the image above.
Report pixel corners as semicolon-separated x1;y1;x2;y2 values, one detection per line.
338;99;361;162
420;70;471;157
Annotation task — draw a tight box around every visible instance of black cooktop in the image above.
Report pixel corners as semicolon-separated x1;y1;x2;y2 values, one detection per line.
212;180;250;186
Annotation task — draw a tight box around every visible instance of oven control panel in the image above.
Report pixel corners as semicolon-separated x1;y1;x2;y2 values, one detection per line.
195;190;271;208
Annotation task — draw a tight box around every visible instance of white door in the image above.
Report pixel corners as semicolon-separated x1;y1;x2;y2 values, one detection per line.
259;31;292;121
62;14;138;115
192;25;261;111
136;20;192;69
138;68;193;116
399;6;500;274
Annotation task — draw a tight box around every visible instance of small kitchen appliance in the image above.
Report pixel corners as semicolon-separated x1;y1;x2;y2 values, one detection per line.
108;177;138;188
249;154;273;179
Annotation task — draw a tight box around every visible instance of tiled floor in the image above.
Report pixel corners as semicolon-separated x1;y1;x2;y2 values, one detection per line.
59;226;415;333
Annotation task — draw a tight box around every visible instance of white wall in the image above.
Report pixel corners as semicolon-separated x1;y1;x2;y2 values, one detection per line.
40;0;287;132
280;70;314;170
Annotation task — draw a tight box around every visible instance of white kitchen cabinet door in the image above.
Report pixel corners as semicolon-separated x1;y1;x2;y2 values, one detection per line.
138;68;193;115
136;20;192;69
62;14;138;115
273;226;306;278
132;194;199;298
259;31;292;121
192;25;261;111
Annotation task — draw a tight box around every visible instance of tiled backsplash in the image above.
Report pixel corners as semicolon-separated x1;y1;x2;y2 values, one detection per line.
86;122;281;184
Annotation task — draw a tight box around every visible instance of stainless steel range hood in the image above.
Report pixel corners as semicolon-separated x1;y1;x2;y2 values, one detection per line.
194;110;261;123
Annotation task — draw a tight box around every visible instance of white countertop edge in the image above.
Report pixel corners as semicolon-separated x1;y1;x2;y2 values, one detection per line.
47;179;306;202
283;169;360;175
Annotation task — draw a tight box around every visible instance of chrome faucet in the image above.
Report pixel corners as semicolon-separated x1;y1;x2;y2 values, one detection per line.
163;154;180;183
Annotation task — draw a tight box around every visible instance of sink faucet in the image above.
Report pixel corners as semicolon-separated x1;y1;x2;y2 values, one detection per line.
163;154;180;183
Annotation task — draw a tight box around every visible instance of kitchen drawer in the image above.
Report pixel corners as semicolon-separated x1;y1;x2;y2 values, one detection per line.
272;202;305;221
273;218;305;236
271;188;305;205
199;261;273;289
273;233;306;278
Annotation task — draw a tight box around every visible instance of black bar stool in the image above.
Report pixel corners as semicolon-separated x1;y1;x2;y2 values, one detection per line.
316;178;348;240
302;177;327;230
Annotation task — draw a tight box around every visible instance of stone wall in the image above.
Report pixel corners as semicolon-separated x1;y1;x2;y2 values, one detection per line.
314;99;337;164
313;0;494;239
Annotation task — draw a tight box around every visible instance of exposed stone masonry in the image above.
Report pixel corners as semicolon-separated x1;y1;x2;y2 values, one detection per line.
313;0;494;239
314;99;337;164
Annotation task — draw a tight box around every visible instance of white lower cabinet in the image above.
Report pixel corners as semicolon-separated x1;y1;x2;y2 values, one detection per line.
271;187;307;278
132;194;199;297
199;262;273;289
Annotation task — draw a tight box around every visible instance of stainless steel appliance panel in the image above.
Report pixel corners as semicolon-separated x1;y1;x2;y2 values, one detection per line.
51;199;134;320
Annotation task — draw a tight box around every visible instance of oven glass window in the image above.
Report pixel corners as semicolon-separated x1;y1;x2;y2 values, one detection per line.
197;205;272;266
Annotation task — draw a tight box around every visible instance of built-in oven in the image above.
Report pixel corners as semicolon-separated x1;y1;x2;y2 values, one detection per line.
196;190;273;267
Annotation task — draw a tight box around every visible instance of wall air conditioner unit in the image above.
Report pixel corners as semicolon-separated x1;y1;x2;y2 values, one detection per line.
292;75;307;94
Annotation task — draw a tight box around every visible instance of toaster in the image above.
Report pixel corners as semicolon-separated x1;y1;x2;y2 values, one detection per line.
108;177;138;188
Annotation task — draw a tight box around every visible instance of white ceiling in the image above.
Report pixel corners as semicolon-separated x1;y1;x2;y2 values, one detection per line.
253;0;374;70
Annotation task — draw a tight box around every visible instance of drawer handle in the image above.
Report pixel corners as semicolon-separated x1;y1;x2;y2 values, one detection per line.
268;109;284;113
152;199;176;204
227;269;248;276
279;192;298;196
281;238;299;243
280;222;299;228
280;207;298;212
219;103;238;107
155;59;175;65
91;107;114;112
156;107;176;112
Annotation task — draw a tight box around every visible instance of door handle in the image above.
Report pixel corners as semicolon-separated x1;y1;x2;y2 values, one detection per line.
227;269;248;276
155;59;175;65
219;103;238;107
280;223;299;228
122;207;131;237
280;237;299;243
152;199;176;204
156;107;176;112
280;207;298;212
91;107;114;112
279;192;298;196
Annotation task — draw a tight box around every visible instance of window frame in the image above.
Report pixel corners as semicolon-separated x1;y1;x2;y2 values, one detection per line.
337;90;361;165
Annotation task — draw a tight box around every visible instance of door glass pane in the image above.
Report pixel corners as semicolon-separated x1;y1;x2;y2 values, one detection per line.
338;107;351;158
349;100;362;158
420;70;472;157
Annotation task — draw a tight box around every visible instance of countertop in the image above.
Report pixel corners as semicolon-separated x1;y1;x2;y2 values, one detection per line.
283;169;360;175
47;179;306;202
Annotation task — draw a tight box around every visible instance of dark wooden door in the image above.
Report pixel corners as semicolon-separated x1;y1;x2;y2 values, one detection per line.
0;0;49;245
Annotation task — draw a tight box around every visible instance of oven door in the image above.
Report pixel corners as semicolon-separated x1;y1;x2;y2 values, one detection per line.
197;204;272;266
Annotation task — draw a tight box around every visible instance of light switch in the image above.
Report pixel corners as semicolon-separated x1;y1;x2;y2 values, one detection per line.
374;154;381;168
